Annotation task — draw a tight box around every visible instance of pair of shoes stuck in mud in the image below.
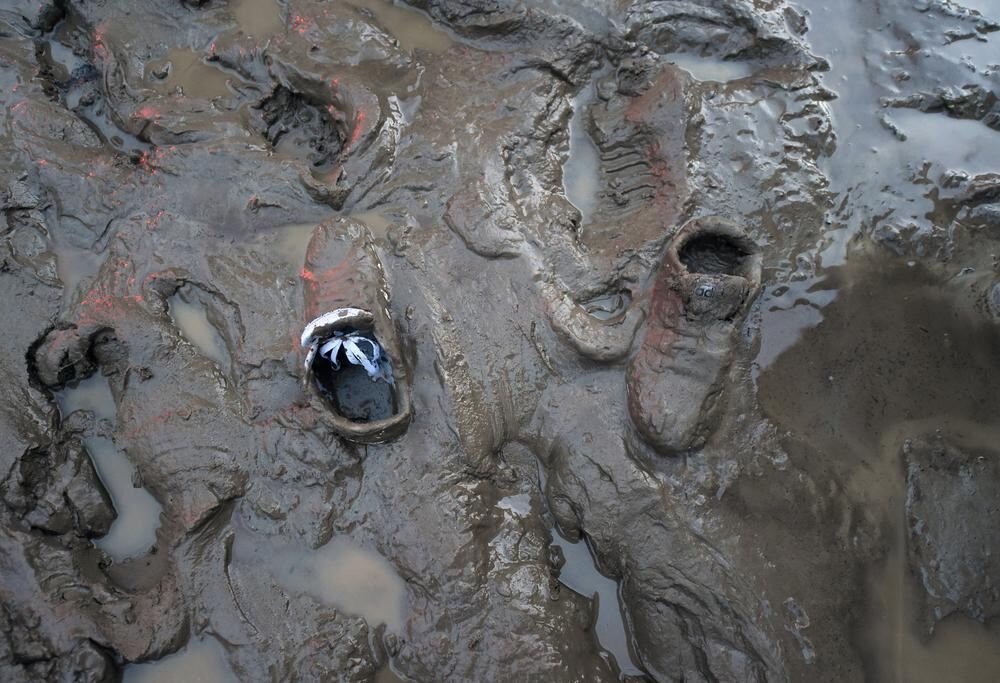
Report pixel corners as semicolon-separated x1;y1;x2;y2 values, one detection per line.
300;216;760;451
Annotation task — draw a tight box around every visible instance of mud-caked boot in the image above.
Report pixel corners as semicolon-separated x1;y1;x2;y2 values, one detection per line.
626;217;761;454
300;218;412;443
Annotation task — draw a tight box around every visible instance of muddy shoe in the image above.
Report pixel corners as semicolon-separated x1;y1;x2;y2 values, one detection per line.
300;218;412;443
626;217;761;454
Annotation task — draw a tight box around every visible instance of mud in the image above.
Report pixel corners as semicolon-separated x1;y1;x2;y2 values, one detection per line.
1;0;999;681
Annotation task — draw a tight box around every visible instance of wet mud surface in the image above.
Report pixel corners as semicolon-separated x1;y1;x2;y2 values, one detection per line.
1;0;999;680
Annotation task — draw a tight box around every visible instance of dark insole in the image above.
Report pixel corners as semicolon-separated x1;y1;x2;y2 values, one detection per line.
678;233;751;276
313;357;396;423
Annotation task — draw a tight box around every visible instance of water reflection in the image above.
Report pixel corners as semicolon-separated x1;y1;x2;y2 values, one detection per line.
123;637;237;683
233;533;407;632
56;374;163;560
755;256;1000;679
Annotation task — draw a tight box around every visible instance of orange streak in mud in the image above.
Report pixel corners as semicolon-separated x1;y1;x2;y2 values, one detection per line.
290;14;312;34
145;209;166;229
93;24;109;61
347;110;366;148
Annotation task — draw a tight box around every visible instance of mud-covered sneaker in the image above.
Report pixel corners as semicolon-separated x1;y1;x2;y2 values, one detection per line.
626;216;761;454
300;218;412;443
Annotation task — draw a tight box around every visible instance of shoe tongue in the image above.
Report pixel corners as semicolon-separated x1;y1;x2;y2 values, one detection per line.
680;273;748;319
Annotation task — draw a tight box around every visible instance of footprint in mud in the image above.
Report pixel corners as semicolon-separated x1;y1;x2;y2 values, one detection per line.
532;61;693;366
54;372;163;562
257;86;346;171
572;63;688;239
167;283;239;374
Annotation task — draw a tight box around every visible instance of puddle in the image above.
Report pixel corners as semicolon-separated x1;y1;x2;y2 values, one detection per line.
787;0;1000;252
351;210;393;241
864;425;1000;683
887;109;1000;176
550;528;645;677
756;260;1000;449
229;0;285;39
56;374;162;560
146;49;241;100
168;287;230;368
234;535;407;632
123;636;237;683
532;462;644;677
344;0;454;54
755;256;1000;677
866;576;1000;683
581;291;630;321
52;242;104;306
45;29;150;155
955;0;1000;16
663;53;753;82
270;222;316;274
752;275;839;376
563;82;601;225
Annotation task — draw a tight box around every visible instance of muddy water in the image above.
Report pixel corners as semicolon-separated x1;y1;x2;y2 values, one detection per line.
563;82;601;225
865;420;1000;683
233;534;407;632
755;257;1000;679
123;637;237;683
345;0;454;54
169;288;230;368
663;54;753;82
550;527;644;677
146;49;242;100
56;375;162;560
229;0;284;39
352;210;394;241
269;222;317;274
52;243;104;307
888;109;1000;176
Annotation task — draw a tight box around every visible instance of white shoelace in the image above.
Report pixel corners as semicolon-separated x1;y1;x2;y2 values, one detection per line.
317;331;390;382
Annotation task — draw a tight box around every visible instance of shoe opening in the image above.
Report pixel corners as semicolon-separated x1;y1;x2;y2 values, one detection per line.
677;231;755;278
310;328;398;423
